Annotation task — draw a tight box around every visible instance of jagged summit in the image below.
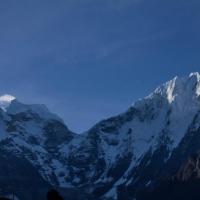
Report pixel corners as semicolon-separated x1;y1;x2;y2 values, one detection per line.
126;73;200;153
189;71;200;78
0;94;16;111
143;72;200;104
132;72;200;117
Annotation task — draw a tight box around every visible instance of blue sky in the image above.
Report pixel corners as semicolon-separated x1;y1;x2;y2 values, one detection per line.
0;0;200;132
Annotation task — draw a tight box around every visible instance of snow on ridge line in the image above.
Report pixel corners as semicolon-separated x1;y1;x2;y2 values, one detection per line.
132;72;200;107
0;94;16;101
7;100;64;122
0;94;63;122
0;94;16;111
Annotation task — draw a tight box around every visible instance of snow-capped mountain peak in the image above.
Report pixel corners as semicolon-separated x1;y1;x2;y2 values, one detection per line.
0;94;63;123
148;72;200;104
129;73;200;152
6;99;63;122
189;71;200;79
0;94;16;111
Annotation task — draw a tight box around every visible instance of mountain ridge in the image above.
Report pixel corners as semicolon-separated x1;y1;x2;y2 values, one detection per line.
0;72;200;199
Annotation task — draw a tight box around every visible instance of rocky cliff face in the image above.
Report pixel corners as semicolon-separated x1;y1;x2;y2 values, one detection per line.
1;73;200;200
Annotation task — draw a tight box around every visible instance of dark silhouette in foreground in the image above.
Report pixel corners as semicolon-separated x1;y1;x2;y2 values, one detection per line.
47;189;64;200
0;198;11;200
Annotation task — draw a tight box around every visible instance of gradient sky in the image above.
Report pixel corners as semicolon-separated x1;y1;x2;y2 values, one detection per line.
0;0;200;133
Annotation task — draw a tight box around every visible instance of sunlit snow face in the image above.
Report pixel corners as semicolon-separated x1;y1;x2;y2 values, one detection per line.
0;94;16;111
